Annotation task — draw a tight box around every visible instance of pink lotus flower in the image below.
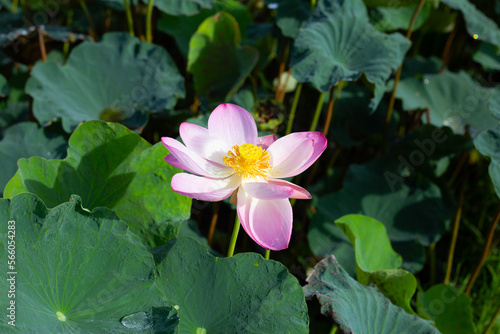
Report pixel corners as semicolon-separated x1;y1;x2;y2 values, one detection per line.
162;104;327;251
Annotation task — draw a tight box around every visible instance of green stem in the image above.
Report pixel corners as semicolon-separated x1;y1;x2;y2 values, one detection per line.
383;0;426;149
79;0;95;38
63;9;74;61
484;304;500;334
146;0;155;43
286;82;303;135
310;0;317;12
309;91;326;132
12;0;18;13
123;0;135;37
264;249;270;260
444;176;466;285
227;215;241;257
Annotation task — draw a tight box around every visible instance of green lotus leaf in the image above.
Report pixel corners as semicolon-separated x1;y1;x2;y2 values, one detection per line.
0;193;178;333
369;3;431;32
335;214;402;283
369;269;418;315
26;32;185;133
0;122;67;197
441;0;500;50
363;0;423;6
4;121;191;247
418;284;475;334
0;73;7;97
290;0;410;110
304;256;437;333
264;0;311;38
147;0;214;16
0;102;29;131
308;158;451;273
474;94;500;198
473;43;500;71
157;0;251;56
154;237;309;333
395;70;498;137
187;12;259;100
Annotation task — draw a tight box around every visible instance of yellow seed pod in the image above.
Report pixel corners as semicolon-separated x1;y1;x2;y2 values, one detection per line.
238;144;263;161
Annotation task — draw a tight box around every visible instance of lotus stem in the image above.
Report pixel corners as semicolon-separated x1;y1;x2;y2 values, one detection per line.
309;91;326;132
79;0;95;39
383;0;426;150
208;203;219;246
37;28;47;62
484;304;500;334
275;38;289;101
465;204;500;295
286;82;303;135
227;215;241;257
12;0;18;13
444;176;467;285
265;249;270;260
146;0;155;43
440;21;457;73
124;0;135;37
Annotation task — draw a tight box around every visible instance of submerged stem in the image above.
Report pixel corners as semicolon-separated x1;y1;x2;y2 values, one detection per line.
227;215;241;257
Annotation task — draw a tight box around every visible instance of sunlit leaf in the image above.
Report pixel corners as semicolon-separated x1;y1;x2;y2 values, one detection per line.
0;193;179;333
304;255;437;333
0;122;67;197
4;121;191;247
155;237;309;333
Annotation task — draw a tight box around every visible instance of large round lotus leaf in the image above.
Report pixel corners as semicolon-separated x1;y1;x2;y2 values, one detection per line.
418;284;475;334
25;32;185;133
4;121;191;247
290;0;410;110
154;237;309;333
157;0;251;56
441;0;500;50
474;94;500;198
0;122;67;197
146;0;214;16
395;70;498;137
0;193;179;333
308;158;450;273
264;0;310;38
187;12;259;100
304;256;437;334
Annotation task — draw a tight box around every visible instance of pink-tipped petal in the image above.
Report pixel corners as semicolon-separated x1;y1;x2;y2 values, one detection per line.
268;132;327;178
179;122;229;163
242;182;294;200
208;104;258;146
171;173;240;201
257;134;278;150
237;188;293;251
162;137;230;177
267;179;311;199
270;139;314;178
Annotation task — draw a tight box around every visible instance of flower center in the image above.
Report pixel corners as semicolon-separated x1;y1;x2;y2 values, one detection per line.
223;144;271;180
